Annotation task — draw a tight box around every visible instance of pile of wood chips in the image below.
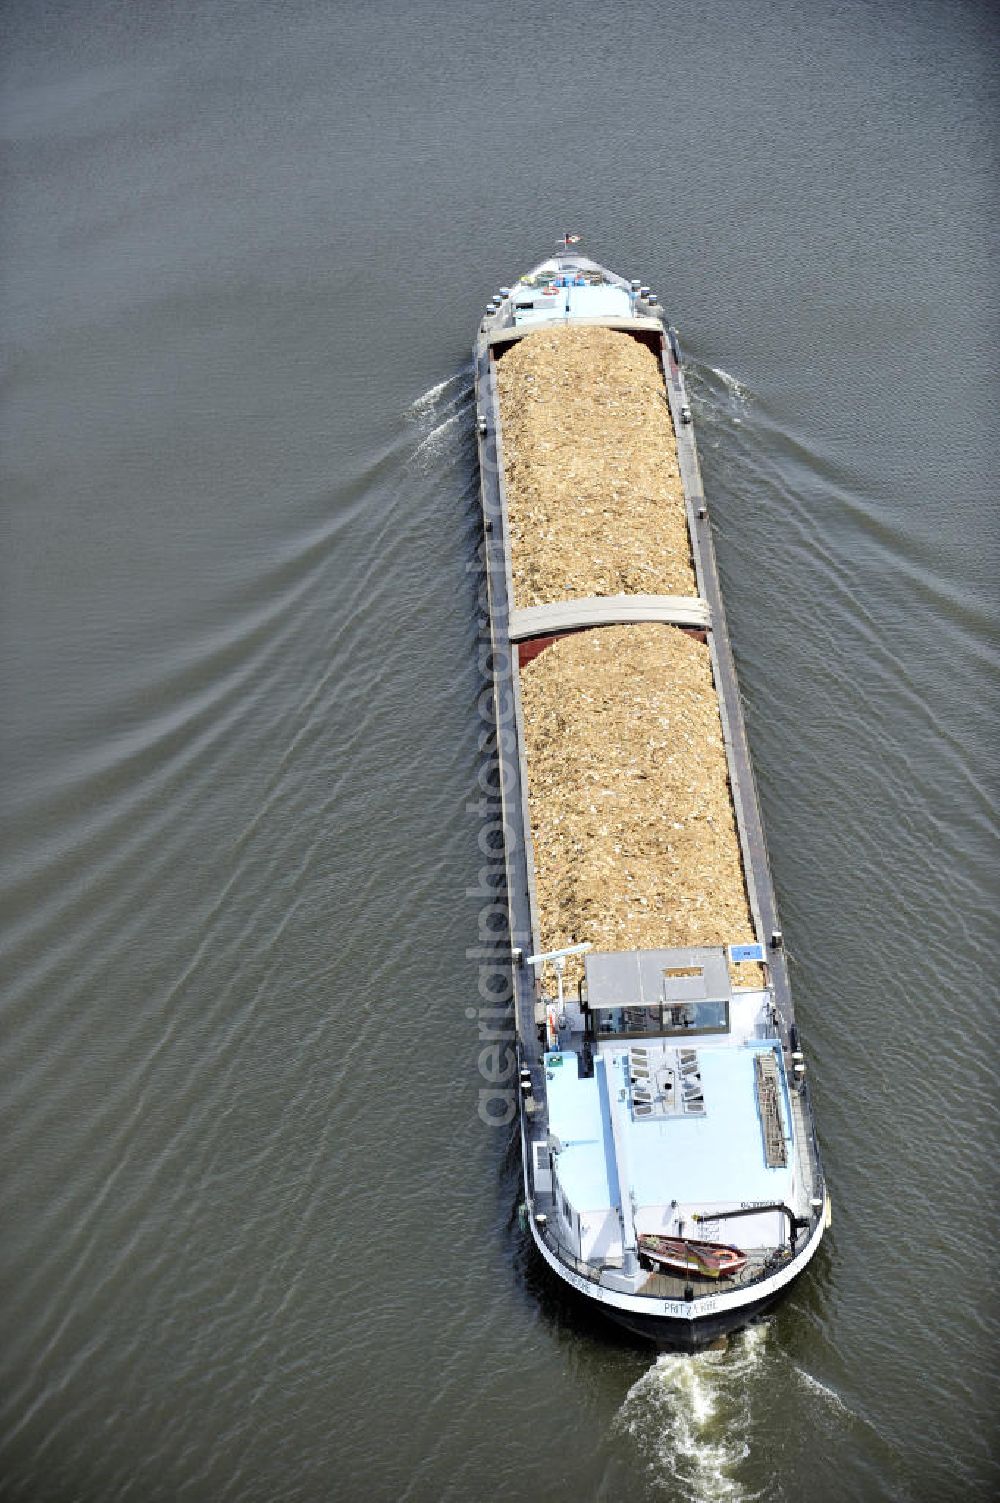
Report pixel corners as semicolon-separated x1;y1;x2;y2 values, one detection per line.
496;325;697;608
518;624;763;997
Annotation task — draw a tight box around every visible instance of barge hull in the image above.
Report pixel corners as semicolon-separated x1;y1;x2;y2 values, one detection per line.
472;257;826;1343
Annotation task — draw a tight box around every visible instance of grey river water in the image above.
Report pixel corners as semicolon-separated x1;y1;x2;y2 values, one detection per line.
2;2;998;1500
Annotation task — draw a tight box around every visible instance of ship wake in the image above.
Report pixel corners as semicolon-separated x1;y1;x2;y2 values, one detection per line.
407;367;474;469
614;1323;769;1502
407;370;468;415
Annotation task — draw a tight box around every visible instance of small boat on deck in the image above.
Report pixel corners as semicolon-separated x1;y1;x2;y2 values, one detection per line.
638;1235;748;1281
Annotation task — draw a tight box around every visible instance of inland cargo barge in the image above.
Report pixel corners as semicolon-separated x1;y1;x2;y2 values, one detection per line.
473;242;829;1345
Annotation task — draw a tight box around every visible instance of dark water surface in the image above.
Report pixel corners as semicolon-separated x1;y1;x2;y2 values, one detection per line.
2;2;997;1500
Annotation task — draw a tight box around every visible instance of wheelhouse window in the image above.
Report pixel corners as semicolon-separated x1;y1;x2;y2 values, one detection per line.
591;997;730;1038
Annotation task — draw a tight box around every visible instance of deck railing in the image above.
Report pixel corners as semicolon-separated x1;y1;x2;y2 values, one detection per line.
536;1210;822;1305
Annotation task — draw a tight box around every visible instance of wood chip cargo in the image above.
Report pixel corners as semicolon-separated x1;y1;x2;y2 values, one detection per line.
496;326;760;993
